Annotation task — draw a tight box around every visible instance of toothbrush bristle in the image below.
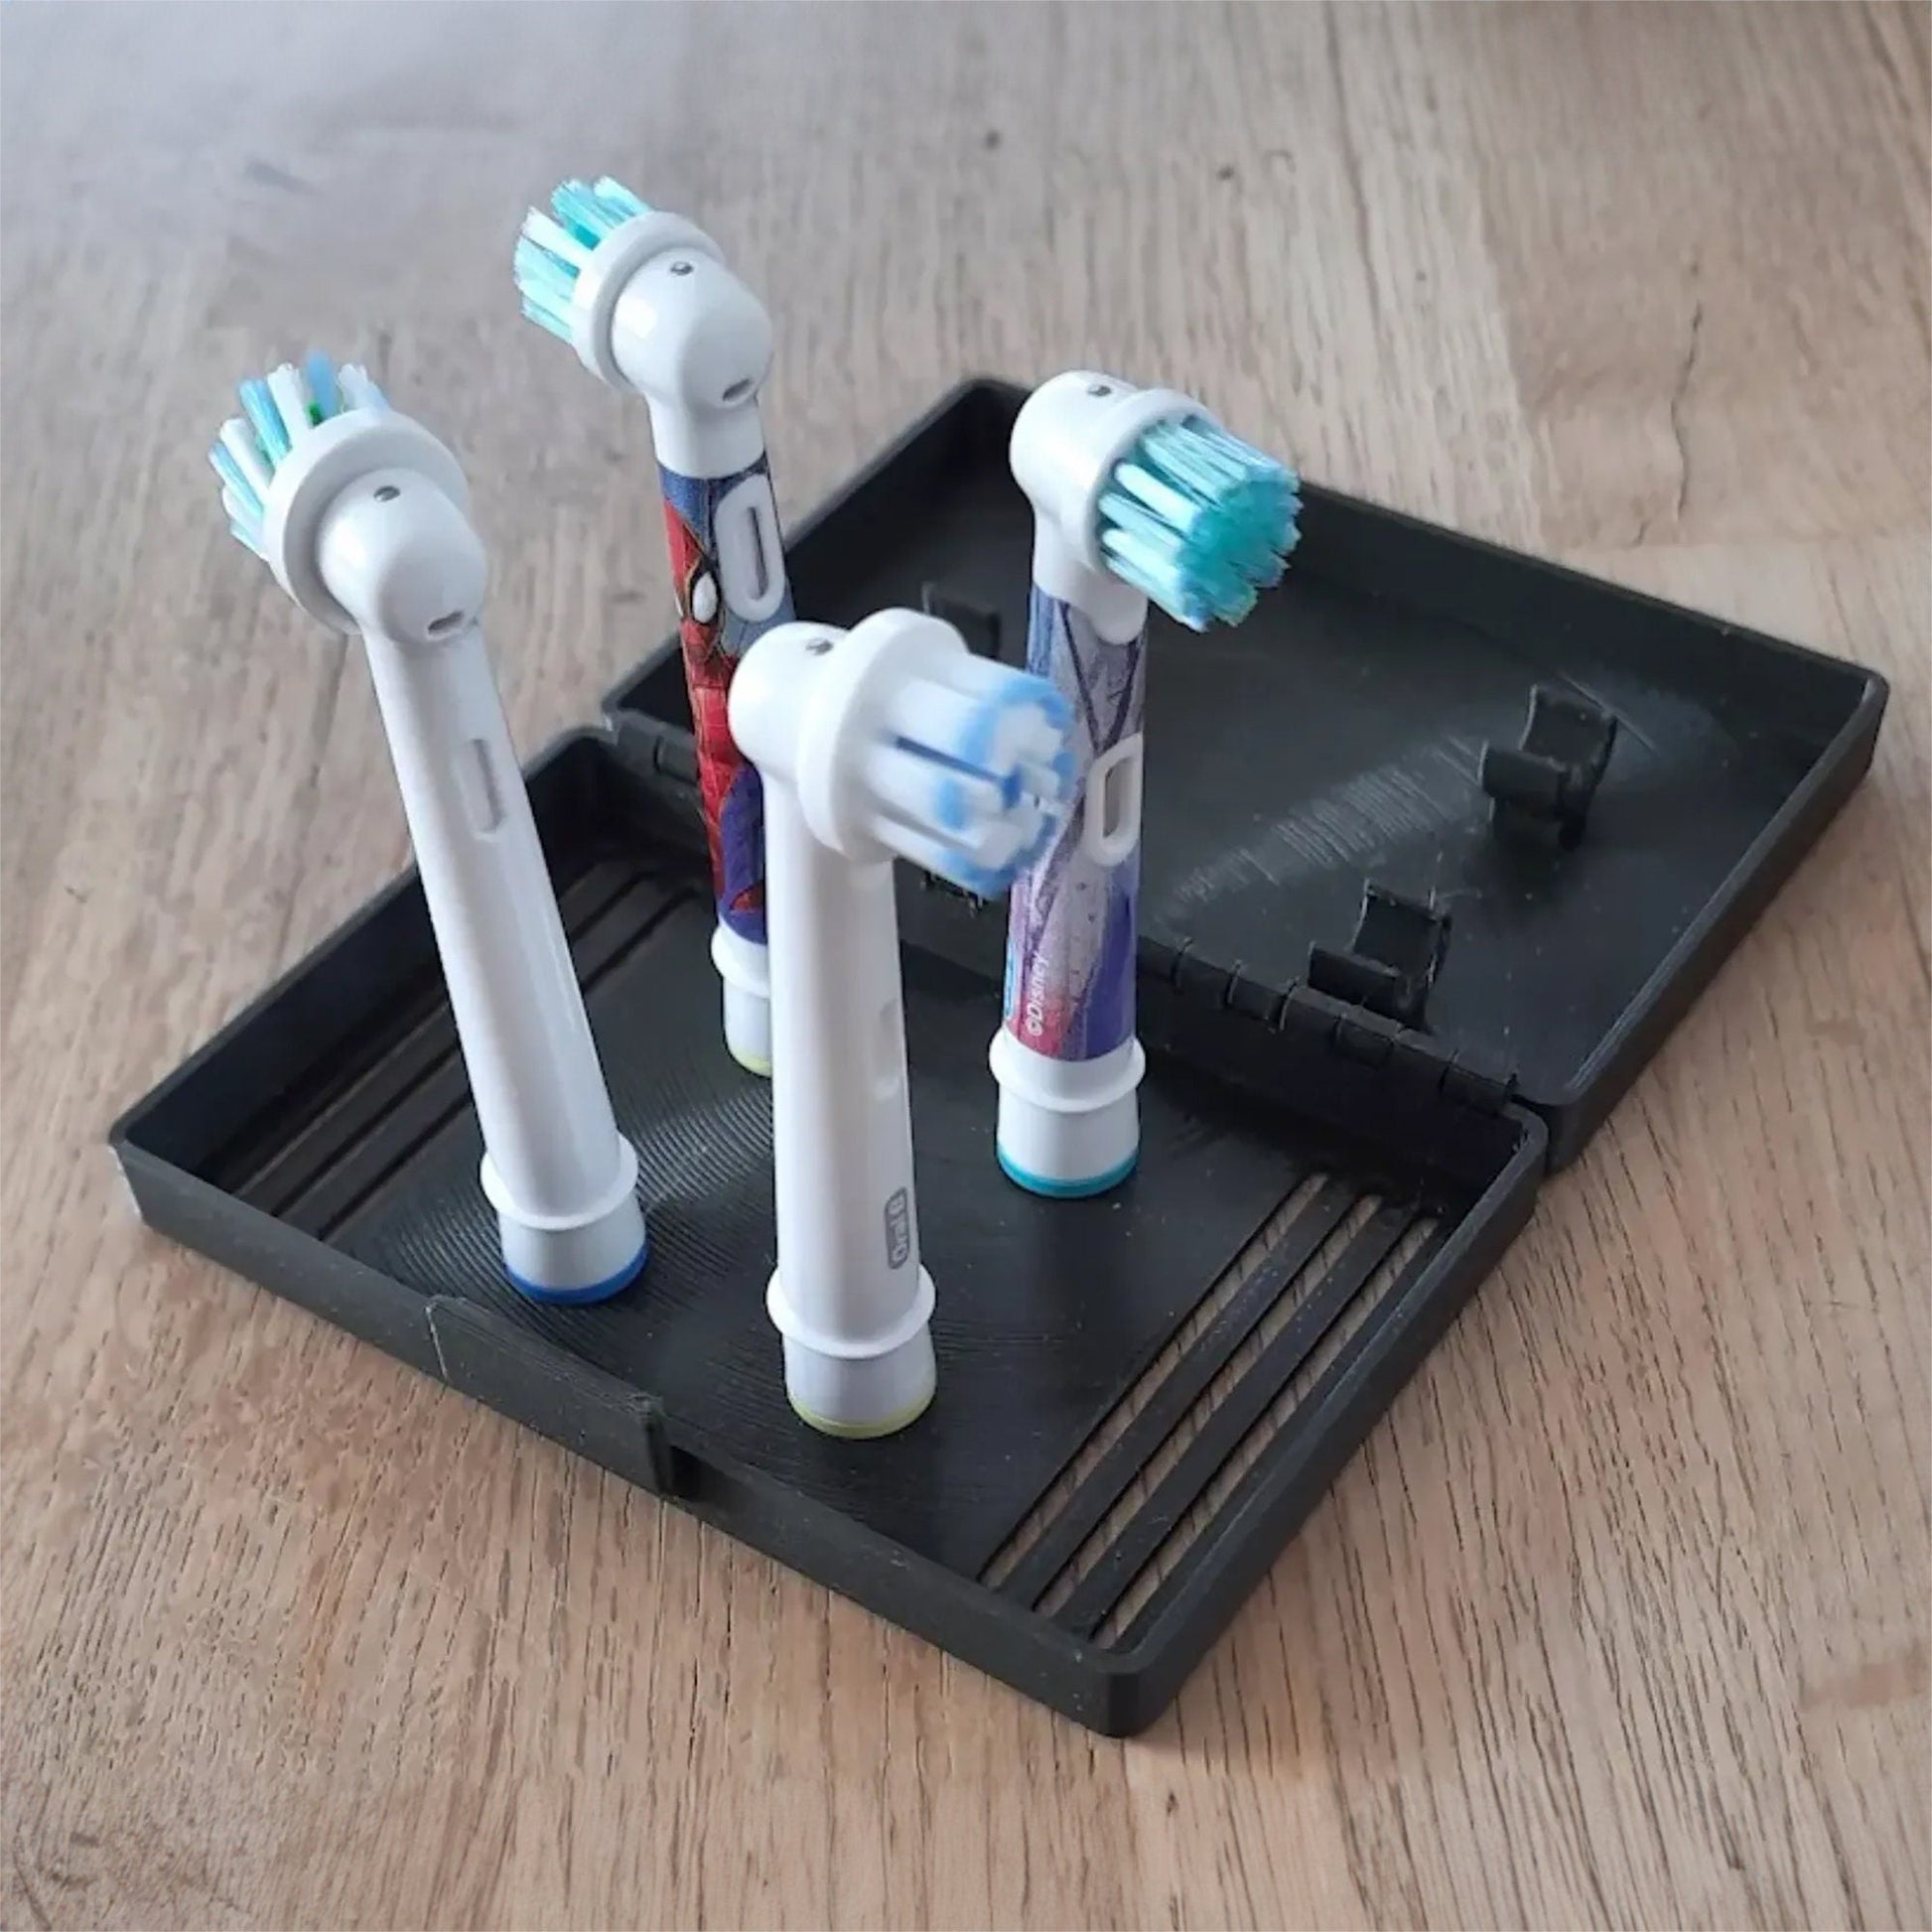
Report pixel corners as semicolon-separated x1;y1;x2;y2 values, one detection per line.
1096;416;1301;630
304;349;341;422
514;175;654;342
207;352;383;559
868;663;1074;897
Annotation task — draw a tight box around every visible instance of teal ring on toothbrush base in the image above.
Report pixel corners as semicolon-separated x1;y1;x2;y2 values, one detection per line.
507;1236;648;1306
997;1145;1139;1199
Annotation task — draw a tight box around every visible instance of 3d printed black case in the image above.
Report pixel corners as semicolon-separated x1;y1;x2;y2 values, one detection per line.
113;379;1885;1733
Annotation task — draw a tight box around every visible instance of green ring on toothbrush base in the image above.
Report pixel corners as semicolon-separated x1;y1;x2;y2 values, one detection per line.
787;1383;936;1440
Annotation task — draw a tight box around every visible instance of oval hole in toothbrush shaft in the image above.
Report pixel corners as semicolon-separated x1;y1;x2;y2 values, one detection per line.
1084;736;1144;867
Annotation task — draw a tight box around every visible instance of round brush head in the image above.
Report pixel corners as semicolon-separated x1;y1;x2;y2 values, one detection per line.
207;351;386;559
1096;414;1301;629
207;354;469;633
1010;370;1301;631
732;612;1074;897
859;646;1075;897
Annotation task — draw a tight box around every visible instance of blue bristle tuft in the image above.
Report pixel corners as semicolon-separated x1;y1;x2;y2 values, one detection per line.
1096;415;1301;630
208;352;383;560
514;175;654;341
208;441;251;502
877;665;1073;897
238;378;291;465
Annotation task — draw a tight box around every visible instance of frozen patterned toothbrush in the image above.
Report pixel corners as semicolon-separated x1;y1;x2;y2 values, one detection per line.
731;610;1072;1437
209;354;648;1303
515;176;790;1076
995;371;1300;1196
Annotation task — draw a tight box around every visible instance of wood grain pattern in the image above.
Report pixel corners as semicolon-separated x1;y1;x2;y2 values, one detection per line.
3;3;1926;1925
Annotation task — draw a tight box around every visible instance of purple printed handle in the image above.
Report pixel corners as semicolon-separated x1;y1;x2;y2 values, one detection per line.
1001;586;1146;1063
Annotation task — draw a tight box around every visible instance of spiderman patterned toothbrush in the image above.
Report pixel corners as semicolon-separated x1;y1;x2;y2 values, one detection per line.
994;371;1300;1196
516;177;790;1075
209;355;647;1302
732;610;1072;1436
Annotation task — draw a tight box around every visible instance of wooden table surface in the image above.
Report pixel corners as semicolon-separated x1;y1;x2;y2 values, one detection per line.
3;4;1926;1926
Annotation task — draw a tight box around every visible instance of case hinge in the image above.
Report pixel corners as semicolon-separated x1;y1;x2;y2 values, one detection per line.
1144;932;1515;1118
1280;983;1516;1115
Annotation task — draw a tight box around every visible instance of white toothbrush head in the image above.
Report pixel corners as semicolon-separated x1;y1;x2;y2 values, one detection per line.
730;611;1074;897
208;351;386;559
513;177;659;347
1012;369;1300;630
208;353;473;634
514;175;771;475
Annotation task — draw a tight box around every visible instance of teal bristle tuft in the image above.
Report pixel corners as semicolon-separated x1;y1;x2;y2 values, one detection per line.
238;378;291;466
1095;416;1301;630
207;353;384;559
514;175;654;342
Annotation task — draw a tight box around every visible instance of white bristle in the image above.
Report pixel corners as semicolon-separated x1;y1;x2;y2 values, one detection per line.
977;704;1040;783
210;353;394;577
971;803;1034;874
339;364;382;413
885;824;975;886
521;207;594;270
219;488;264;556
1019;758;1062;804
219;418;272;498
877;676;986;766
856;670;1070;895
1021;715;1068;768
268;363;311;445
938;649;1027;698
861;740;1007;841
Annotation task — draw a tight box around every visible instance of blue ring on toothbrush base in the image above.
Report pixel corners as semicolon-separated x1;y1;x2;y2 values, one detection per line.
997;1146;1139;1199
507;1237;649;1306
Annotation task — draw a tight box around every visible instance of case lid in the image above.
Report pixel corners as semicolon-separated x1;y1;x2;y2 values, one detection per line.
604;379;1885;1169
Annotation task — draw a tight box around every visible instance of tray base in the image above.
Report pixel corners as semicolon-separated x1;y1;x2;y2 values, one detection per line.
116;738;1537;1731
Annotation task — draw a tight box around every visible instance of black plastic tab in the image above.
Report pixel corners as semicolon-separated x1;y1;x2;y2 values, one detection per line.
1306;885;1451;1031
611;709;699;791
920;583;1004;664
1480;683;1618;848
915;868;990;908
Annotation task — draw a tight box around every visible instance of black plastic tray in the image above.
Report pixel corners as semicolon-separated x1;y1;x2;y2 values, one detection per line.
115;378;1885;1732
